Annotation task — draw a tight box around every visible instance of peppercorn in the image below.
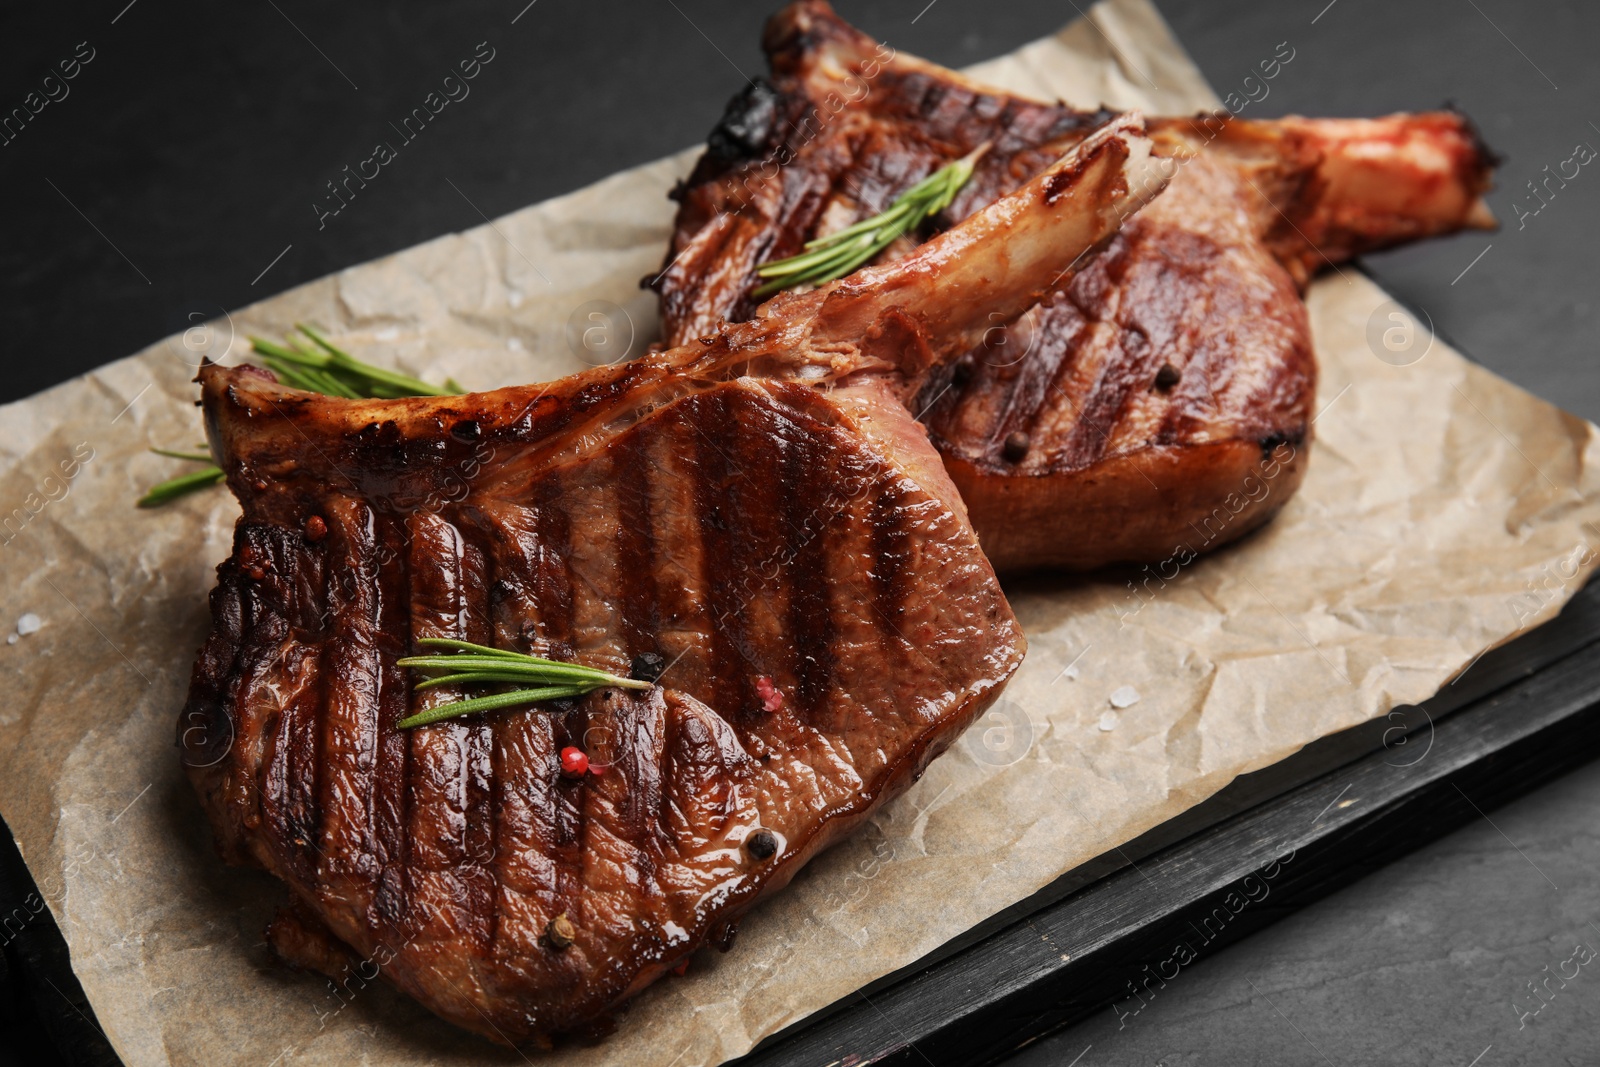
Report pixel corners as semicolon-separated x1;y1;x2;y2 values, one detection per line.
1002;431;1031;462
303;514;327;542
745;828;778;862
560;746;589;778
546;912;576;950
631;652;666;683
755;675;784;713
1154;363;1182;391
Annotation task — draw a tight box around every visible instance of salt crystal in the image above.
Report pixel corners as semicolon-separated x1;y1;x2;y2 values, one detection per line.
507;337;526;352
1098;711;1119;732
16;613;41;636
1063;664;1080;681
6;634;15;645
1109;685;1140;709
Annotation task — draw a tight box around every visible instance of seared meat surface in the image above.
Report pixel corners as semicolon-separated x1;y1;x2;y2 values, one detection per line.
654;0;1496;571
182;118;1168;1044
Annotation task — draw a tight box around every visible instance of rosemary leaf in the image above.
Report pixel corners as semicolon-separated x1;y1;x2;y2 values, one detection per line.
411;671;546;692
298;322;464;397
414;637;526;658
137;465;225;507
397;655;650;689
395;637;653;728
395;655;615;679
396;686;590;730
751;142;989;298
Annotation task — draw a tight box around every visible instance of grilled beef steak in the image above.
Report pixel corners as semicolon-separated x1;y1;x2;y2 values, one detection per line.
653;0;1496;571
181;117;1171;1044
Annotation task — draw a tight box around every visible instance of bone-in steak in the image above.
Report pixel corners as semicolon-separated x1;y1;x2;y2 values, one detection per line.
653;0;1496;571
180;118;1169;1044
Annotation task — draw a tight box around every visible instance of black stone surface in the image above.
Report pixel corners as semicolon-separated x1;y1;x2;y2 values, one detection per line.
1;0;1596;1063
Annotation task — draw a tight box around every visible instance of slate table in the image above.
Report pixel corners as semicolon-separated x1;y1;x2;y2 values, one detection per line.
1;1;1595;1064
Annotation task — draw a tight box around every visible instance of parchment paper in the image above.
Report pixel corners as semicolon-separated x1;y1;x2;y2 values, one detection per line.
3;2;1597;1064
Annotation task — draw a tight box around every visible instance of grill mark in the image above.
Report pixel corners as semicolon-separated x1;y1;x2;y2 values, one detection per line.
1060;357;1130;468
403;515;475;871
771;161;835;259
317;499;384;886
457;519;499;950
868;481;914;641
400;512;497;947
992;305;1086;449
593;687;666;900
285;527;329;636
1050;251;1143;468
460;501;551;654
304;562;331;887
483;540;528;959
919;300;1087;468
817;140;886;228
635;405;714;698
284;650;325;879
612;427;660;660
500;725;553;957
691;388;784;723
552;705;587;927
1011;305;1098;457
690;390;757;719
372;510;416;931
781;411;835;720
241;526;322;880
286;531;331;881
457;499;574;951
727;396;793;704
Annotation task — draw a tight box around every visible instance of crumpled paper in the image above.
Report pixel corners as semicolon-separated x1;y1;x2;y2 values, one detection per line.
1;1;1596;1064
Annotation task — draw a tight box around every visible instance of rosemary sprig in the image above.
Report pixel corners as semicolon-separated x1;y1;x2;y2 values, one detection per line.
136;459;226;507
395;637;651;729
149;447;212;462
751;142;989;299
139;324;465;507
251;323;466;400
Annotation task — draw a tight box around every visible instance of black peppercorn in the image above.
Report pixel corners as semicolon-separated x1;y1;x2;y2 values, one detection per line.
1002;431;1031;462
1154;363;1181;391
745;828;779;862
631;652;666;683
